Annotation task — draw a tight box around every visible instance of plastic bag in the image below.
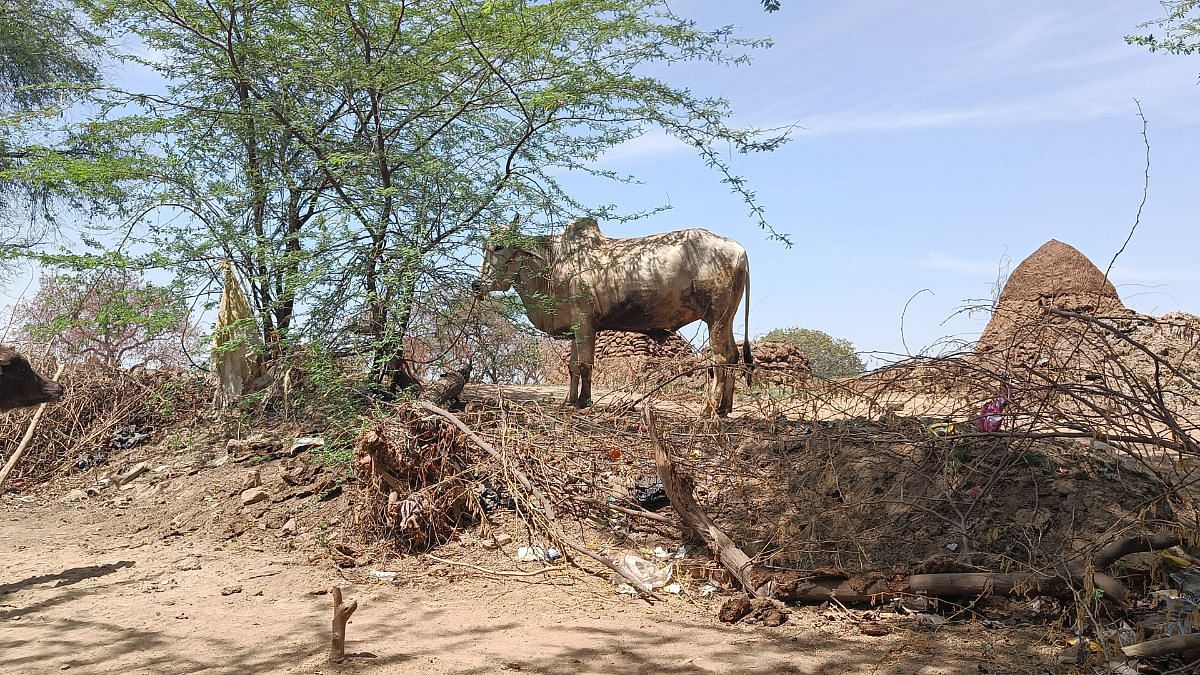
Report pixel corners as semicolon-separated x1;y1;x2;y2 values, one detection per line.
612;553;674;592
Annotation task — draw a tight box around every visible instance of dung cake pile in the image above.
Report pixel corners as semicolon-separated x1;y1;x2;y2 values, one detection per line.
741;340;812;387
547;330;697;388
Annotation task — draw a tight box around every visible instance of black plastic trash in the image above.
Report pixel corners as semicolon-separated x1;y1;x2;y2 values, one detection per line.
479;481;515;512
75;452;110;471
110;425;150;449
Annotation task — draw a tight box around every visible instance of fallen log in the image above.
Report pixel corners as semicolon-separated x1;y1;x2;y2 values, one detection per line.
1123;633;1200;659
646;405;761;596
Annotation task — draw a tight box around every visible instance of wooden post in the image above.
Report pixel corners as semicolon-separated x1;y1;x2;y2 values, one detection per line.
330;585;357;663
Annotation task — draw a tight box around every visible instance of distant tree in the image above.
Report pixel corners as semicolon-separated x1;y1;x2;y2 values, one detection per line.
760;326;865;378
761;0;782;11
1127;1;1200;58
16;269;198;368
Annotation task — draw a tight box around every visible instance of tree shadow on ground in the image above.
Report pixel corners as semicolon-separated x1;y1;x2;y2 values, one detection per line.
0;560;135;596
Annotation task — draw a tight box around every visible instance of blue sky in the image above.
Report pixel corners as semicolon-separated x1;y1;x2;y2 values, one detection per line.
560;1;1200;362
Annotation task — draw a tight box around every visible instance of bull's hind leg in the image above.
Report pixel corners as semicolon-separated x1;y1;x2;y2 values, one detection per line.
705;319;738;416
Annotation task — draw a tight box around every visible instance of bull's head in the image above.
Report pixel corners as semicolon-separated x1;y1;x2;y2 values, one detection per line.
0;347;65;412
473;217;525;296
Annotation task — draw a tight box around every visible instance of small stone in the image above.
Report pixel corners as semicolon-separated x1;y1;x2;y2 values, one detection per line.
760;608;788;627
221;585;243;596
281;518;297;536
240;487;269;506
61;489;88;503
252;590;263;597
242;469;262;491
60;665;71;670
494;533;513;546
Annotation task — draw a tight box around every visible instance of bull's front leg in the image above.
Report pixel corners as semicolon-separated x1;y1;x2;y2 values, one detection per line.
574;320;596;408
565;338;580;405
566;319;595;408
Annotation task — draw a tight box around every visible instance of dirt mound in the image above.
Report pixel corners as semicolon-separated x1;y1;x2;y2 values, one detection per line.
722;421;1176;572
977;240;1128;357
996;239;1121;306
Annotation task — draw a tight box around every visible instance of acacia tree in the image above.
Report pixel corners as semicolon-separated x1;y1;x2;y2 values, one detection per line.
1128;1;1200;58
16;269;197;368
0;0;103;271
62;0;787;389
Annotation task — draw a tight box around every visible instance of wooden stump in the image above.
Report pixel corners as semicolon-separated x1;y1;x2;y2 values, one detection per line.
330;586;358;663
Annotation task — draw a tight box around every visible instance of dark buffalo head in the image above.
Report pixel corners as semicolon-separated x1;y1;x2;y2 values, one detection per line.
0;346;64;411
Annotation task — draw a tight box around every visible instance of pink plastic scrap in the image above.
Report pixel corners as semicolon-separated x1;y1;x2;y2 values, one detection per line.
977;396;1007;432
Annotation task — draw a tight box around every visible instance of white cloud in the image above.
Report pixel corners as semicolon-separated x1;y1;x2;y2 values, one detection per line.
789;62;1197;136
598;130;691;164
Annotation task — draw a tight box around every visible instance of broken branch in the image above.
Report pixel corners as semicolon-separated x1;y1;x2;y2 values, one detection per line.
329;585;357;663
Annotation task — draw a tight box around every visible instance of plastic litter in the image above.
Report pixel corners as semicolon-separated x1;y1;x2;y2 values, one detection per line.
288;436;325;456
653;545;687;559
515;546;561;562
480;482;515;512
611;553;674;592
369;569;398;581
633;477;669;510
110;425;149;449
698;581;722;597
976;396;1007;432
926;422;955;438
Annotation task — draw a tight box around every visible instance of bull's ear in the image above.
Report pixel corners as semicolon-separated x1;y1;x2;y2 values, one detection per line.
0;346;15;366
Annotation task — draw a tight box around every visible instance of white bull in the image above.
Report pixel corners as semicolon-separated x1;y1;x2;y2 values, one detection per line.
476;217;751;416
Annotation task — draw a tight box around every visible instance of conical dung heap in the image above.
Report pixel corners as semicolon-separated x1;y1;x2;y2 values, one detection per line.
977;239;1126;353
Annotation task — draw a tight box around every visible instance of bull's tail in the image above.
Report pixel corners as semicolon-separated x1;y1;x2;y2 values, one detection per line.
742;268;753;386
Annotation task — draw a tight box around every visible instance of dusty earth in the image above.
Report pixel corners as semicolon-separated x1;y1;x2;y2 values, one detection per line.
0;503;1058;675
0;387;1065;675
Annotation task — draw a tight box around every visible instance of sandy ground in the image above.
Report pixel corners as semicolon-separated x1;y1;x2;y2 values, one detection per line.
0;384;1063;675
0;499;1060;675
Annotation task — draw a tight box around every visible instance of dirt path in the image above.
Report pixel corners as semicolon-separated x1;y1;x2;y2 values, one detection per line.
1;498;1057;675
